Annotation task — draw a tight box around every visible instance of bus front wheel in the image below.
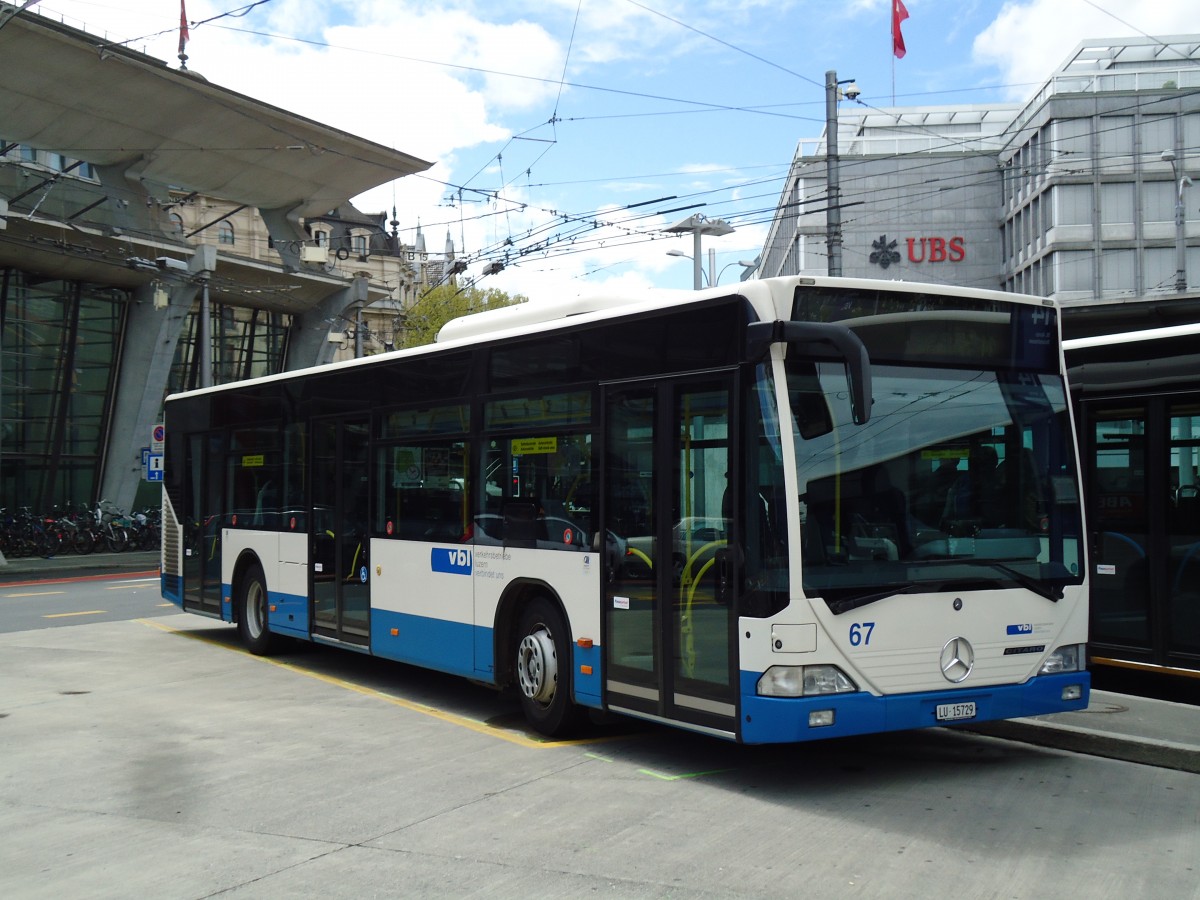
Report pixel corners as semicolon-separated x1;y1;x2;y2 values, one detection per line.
236;562;277;656
515;598;580;736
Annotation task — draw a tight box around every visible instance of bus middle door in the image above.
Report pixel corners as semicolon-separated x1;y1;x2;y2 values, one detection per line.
603;374;740;736
311;415;371;646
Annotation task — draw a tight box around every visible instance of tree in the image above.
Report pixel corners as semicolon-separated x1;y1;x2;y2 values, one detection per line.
398;282;526;349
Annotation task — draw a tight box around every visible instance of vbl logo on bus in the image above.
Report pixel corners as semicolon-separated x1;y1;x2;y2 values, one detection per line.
432;547;473;575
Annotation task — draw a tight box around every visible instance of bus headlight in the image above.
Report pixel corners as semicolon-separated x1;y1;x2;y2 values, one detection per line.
1039;644;1086;674
758;665;857;697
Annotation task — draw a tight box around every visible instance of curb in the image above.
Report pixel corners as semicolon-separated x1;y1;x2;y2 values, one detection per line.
963;719;1200;774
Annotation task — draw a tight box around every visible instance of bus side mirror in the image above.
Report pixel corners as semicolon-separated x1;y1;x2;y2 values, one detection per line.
746;321;873;425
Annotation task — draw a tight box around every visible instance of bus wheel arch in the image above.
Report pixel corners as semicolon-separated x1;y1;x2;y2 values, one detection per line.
233;552;277;655
496;580;581;736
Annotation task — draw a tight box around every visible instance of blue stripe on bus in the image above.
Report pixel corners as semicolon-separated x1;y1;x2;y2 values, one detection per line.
267;589;309;638
370;609;482;680
367;611;602;708
737;670;1090;745
218;591;603;710
161;572;182;606
573;642;602;709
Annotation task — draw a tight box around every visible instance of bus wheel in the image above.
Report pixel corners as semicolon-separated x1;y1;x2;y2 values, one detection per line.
236;562;277;655
515;598;579;736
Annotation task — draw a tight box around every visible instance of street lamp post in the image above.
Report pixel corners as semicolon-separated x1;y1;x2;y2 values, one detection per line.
665;214;734;289
825;70;859;278
1162;149;1193;293
666;252;757;287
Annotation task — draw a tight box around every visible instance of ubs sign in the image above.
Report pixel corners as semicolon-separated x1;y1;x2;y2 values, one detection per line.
869;234;966;269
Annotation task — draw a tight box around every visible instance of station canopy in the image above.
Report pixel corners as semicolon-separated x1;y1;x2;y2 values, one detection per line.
0;7;431;217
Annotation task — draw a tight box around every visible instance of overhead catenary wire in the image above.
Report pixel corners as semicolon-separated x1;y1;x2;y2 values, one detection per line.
16;3;1198;292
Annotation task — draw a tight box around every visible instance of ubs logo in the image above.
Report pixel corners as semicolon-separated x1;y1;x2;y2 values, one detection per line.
431;547;473;575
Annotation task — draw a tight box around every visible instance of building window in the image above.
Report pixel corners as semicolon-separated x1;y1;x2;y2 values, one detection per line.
169;213;185;235
1054;250;1094;293
1055;184;1092;226
218;222;235;245
1051;118;1090;164
167;303;290;394
314;230;328;247
0;274;126;510
1101;249;1136;296
353;234;368;257
1142;181;1174;225
1099;116;1134;161
1141;116;1175;164
1101;183;1134;225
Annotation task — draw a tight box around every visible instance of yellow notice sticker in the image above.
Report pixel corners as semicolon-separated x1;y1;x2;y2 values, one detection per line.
921;448;967;461
511;437;558;455
242;454;265;467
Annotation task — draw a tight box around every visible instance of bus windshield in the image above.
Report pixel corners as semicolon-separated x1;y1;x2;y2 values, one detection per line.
794;359;1085;613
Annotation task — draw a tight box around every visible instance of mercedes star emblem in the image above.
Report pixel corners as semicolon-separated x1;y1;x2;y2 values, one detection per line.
940;636;975;683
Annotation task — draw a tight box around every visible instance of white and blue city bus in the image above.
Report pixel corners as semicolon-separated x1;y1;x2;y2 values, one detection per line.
160;276;1090;743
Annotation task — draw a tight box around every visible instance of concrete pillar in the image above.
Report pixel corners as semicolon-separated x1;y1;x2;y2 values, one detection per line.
97;249;214;511
286;275;370;370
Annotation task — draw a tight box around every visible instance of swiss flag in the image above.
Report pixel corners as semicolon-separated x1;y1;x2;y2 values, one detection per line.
179;1;189;55
892;0;909;59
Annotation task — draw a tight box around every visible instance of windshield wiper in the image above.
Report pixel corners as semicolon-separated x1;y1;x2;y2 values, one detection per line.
825;582;925;615
823;563;1062;614
967;561;1062;601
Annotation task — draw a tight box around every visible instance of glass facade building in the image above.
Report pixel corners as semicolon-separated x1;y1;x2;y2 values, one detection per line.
1;271;125;510
760;36;1200;302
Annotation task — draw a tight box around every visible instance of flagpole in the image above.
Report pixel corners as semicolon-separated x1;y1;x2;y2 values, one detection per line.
178;0;189;70
890;0;908;105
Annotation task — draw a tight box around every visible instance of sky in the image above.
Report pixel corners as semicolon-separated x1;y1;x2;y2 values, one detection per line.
17;0;1199;302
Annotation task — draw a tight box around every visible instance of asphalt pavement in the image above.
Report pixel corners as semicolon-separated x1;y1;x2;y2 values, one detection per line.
2;547;1196;773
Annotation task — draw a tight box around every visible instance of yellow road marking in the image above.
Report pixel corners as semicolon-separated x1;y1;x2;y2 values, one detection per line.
138;618;613;749
44;610;107;619
5;591;66;598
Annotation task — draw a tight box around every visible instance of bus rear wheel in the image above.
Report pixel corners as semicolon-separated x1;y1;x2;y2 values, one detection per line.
515;598;580;736
236;562;277;655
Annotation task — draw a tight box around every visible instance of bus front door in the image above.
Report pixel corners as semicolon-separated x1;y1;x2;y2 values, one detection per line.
603;376;739;736
183;431;223;616
311;416;371;645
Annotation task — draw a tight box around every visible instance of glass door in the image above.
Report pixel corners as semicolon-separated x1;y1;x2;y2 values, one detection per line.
1085;397;1200;668
312;416;371;644
1088;406;1151;648
603;375;739;732
1166;403;1200;659
183;431;224;616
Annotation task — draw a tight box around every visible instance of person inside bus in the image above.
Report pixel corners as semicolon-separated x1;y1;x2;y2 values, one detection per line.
996;448;1044;532
855;464;914;558
942;445;1002;531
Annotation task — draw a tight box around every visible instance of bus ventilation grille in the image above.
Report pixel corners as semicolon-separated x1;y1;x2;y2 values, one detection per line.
162;512;181;577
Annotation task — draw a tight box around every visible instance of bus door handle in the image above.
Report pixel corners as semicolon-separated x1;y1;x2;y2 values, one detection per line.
714;546;740;606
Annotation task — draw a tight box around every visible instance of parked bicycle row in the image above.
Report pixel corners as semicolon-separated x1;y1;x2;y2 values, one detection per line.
0;502;160;558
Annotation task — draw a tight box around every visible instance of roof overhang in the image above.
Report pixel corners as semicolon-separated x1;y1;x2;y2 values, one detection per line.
0;6;431;218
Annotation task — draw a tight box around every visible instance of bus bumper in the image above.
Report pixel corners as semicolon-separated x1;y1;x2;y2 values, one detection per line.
738;670;1091;744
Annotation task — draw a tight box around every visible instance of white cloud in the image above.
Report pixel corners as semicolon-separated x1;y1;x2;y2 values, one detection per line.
974;0;1198;98
46;0;1190;304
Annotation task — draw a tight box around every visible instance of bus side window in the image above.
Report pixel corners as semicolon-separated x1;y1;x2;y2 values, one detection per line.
377;440;469;540
477;434;593;549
